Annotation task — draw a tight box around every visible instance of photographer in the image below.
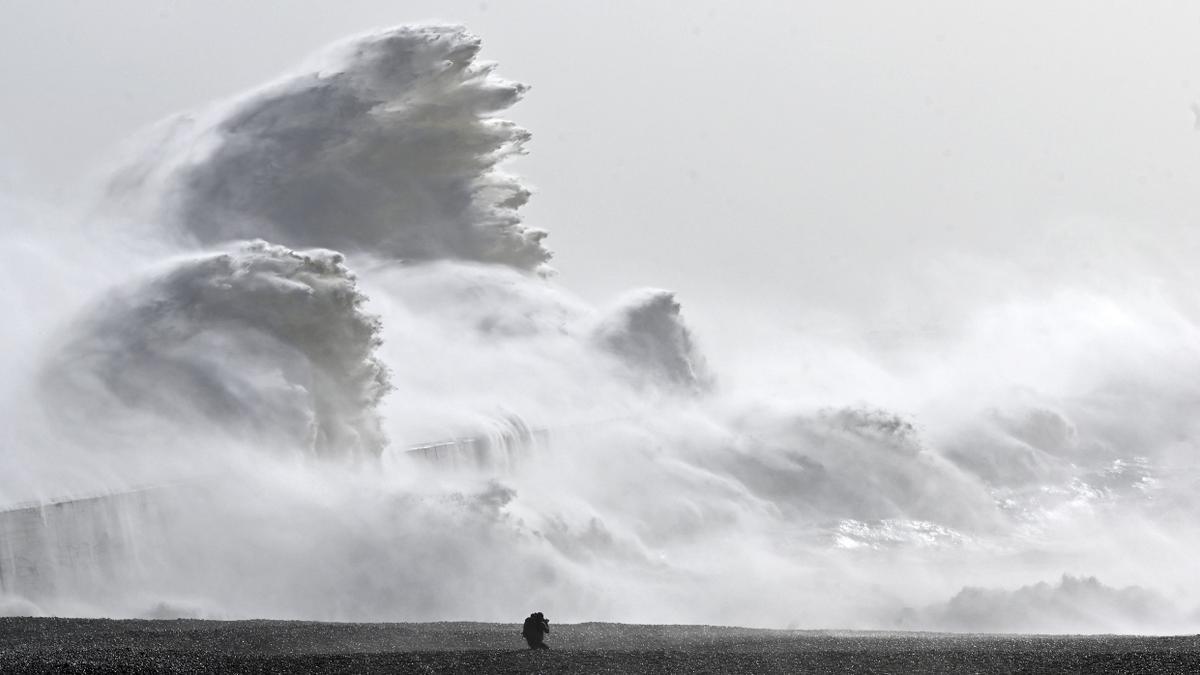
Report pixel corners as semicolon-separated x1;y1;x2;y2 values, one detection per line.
521;611;551;649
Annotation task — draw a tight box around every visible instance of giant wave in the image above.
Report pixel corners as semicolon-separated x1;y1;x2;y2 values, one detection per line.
1;23;1199;633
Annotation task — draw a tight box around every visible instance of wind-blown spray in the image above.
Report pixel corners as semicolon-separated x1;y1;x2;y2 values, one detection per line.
2;24;1199;633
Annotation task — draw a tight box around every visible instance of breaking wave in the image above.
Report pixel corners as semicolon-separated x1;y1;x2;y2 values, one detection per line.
593;289;711;392
903;576;1188;634
40;240;389;458
2;23;1199;633
110;25;549;270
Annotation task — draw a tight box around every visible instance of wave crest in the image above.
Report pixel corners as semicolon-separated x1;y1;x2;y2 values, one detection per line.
40;240;389;457
111;25;549;270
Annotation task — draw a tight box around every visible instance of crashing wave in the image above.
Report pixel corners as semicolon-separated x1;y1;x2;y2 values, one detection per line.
716;406;999;529
39;240;389;457
899;575;1190;634
8;20;1199;630
593;289;710;391
109;24;549;271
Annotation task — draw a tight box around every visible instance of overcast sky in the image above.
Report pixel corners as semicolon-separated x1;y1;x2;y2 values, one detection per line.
3;1;1200;352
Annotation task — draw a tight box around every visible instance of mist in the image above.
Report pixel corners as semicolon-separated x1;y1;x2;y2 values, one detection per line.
2;17;1200;633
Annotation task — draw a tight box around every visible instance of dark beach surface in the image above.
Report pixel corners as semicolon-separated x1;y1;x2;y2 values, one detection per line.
2;617;1198;674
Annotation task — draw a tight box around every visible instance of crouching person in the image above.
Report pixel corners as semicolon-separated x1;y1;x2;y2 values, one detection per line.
521;612;550;649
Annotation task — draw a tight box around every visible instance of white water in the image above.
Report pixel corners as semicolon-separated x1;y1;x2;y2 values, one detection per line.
2;24;1199;633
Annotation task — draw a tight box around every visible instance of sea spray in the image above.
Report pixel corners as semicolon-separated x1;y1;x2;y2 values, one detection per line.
39;240;389;458
0;23;1199;632
108;25;548;270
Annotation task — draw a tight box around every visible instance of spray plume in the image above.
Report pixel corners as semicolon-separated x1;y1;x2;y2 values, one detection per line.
1;24;1199;633
110;25;548;270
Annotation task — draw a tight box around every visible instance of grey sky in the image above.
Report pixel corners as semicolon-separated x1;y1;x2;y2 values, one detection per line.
3;1;1200;355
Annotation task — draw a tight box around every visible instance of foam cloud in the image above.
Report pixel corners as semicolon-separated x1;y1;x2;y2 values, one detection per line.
110;25;549;270
592;289;711;391
901;575;1192;634
40;241;389;457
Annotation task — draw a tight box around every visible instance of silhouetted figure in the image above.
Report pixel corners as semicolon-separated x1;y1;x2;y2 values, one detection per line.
521;611;550;649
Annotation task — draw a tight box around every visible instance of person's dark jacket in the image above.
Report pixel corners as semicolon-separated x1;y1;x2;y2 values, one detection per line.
521;614;550;647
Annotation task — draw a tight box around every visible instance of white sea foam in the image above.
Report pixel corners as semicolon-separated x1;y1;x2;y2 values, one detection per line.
109;25;548;270
1;24;1198;633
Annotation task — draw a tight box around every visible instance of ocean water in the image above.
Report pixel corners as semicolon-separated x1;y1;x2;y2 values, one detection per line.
1;24;1199;634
